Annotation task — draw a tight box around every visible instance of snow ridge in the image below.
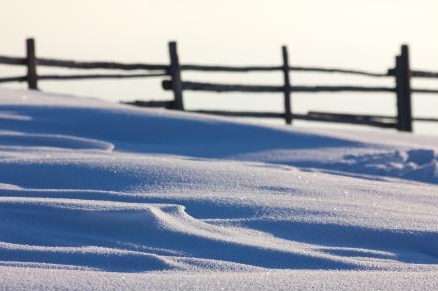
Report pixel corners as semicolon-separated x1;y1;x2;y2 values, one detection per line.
0;88;437;290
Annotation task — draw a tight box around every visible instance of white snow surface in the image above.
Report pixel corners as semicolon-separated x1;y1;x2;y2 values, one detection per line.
0;87;437;290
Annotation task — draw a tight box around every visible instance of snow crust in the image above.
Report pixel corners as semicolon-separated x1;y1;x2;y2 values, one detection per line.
0;88;437;290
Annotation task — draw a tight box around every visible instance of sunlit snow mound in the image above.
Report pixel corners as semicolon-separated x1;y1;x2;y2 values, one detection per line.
0;88;437;290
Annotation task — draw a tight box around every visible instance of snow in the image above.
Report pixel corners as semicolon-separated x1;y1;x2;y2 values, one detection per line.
0;87;437;290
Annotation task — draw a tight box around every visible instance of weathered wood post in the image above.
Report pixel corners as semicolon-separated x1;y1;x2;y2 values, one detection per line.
26;38;38;90
395;44;412;131
168;41;184;110
281;46;292;125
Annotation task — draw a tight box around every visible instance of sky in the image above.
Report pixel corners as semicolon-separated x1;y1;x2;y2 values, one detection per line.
1;0;437;133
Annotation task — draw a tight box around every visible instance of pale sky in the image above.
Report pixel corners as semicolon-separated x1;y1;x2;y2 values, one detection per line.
1;0;437;132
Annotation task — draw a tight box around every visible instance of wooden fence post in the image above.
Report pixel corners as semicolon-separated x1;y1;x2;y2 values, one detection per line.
26;38;38;90
281;46;292;125
395;44;412;131
168;41;184;110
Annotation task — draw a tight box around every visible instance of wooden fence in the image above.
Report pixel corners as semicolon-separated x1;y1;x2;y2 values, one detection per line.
1;38;438;132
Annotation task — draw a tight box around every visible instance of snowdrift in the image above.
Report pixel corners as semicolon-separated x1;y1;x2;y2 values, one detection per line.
0;88;437;290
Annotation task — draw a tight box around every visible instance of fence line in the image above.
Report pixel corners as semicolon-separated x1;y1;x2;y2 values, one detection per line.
0;38;437;132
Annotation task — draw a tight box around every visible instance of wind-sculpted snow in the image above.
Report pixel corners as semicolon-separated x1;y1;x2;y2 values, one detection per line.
0;88;437;290
0;131;114;151
1;89;438;184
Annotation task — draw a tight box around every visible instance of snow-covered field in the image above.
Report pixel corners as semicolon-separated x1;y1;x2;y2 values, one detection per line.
0;87;437;290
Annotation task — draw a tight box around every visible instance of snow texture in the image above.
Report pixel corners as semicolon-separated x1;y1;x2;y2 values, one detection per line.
0;87;437;290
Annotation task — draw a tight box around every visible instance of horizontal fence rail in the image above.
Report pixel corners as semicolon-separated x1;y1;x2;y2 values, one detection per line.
0;56;25;65
188;110;397;128
412;88;438;94
162;80;396;93
0;76;27;83
388;69;438;79
182;64;390;77
181;64;282;72
38;58;168;71
1;38;438;132
411;71;438;78
38;73;167;81
0;73;167;83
